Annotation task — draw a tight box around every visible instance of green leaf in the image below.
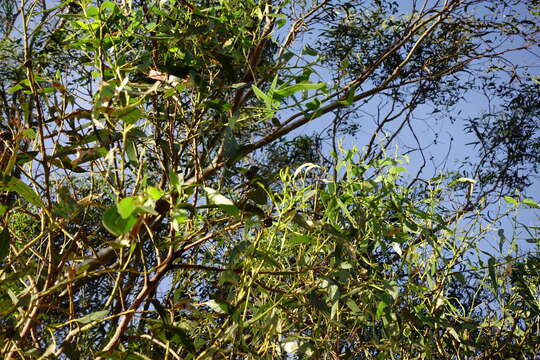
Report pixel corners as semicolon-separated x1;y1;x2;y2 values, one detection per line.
338;86;356;106
102;206;137;236
0;174;45;209
204;299;230;314
76;310;109;324
113;107;141;125
497;229;506;253
376;301;387;318
274;82;325;98
390;242;402;256
523;198;540;209
308;291;330;314
503;196;518;205
223;127;241;162
125;140;138;165
15;151;38;165
100;1;117;11
151;299;171;325
488;257;499;297
0;227;10;261
147;186;164;200
302;45;318;56
166;324;196;353
345;299;361;313
204;99;231;111
289;235;312;245
383;281;399;301
204;187;239;216
251;85;270;105
117;197;137;219
21;129;36;140
305;98;321;110
246;186;267;205
219;270;240;285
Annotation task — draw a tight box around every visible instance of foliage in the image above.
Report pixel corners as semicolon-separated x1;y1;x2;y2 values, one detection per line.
0;0;538;359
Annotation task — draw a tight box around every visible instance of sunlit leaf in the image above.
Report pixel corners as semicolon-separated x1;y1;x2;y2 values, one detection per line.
204;187;239;216
523;198;540;209
204;299;229;314
117;197;137;219
274;82;325;98
76;310;109;324
102;206;137;236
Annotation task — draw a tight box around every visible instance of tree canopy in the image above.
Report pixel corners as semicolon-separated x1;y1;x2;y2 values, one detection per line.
0;0;539;359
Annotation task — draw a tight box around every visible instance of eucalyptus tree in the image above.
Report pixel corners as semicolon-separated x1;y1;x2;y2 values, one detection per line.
0;0;538;359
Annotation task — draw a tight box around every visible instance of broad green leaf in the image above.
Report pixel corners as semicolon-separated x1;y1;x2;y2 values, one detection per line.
246;187;267;206
0;175;45;209
76;310;109;324
204;187;239;216
147;186;164;200
219;270;240;285
384;281;399;301
204;99;231;111
117;197;137;219
102;206;137;236
100;1;117;11
0;227;10;261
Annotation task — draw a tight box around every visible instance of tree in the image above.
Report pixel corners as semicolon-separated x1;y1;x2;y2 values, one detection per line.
0;0;538;359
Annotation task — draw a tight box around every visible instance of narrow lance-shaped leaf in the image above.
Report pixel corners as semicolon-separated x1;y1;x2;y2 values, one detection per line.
0;227;10;261
488;257;499;297
0;175;45;209
274;82;326;98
